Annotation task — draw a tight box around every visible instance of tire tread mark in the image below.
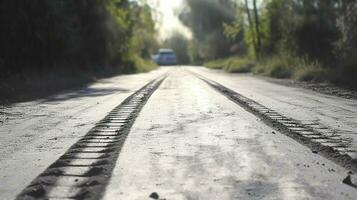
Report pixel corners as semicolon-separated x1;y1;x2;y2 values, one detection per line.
16;75;166;200
194;72;357;173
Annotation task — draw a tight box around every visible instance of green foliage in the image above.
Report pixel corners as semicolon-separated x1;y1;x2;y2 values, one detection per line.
208;0;356;86
253;56;326;81
124;54;157;73
0;0;158;78
205;57;255;73
258;0;285;56
103;0;159;71
254;56;295;78
188;40;205;65
205;59;226;69
127;3;158;59
205;55;326;82
223;6;245;42
294;65;326;81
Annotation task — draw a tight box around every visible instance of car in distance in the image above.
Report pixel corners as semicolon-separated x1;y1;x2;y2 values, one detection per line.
152;49;177;66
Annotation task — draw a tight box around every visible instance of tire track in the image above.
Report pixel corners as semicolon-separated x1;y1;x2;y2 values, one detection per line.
16;75;166;200
193;72;357;173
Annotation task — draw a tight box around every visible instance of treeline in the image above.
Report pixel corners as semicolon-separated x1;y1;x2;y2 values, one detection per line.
0;0;158;78
179;0;357;87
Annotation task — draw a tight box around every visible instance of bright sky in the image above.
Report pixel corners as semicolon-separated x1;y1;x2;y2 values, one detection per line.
145;0;192;40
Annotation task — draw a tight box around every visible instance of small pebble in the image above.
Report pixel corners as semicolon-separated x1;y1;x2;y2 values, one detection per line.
343;175;352;185
149;192;159;199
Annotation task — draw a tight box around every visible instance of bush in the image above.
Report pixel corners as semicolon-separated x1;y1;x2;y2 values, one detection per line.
224;58;255;73
124;54;157;73
266;59;292;78
205;58;255;73
254;56;327;81
131;56;158;73
293;62;326;81
0;0;159;78
208;55;328;82
204;59;226;69
254;56;294;78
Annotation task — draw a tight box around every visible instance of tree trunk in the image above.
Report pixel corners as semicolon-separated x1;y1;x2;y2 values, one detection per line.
244;0;257;57
252;0;261;57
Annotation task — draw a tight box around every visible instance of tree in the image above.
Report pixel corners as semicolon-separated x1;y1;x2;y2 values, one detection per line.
244;0;258;56
252;0;262;56
0;0;158;77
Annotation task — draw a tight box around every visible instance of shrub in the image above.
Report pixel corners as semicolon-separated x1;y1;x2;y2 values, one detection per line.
204;59;226;69
293;61;326;81
205;57;255;73
255;56;294;78
224;58;255;73
125;54;157;73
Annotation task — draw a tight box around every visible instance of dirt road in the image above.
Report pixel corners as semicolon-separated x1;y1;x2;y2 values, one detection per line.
1;67;357;199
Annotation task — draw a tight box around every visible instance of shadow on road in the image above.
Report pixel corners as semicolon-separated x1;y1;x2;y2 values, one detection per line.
41;87;129;103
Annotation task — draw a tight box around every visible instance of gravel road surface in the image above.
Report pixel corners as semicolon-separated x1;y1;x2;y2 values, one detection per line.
1;66;356;199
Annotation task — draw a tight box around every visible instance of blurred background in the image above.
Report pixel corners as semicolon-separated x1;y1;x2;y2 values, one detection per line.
1;0;357;102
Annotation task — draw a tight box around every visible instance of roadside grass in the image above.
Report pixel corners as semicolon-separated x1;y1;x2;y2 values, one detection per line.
0;58;157;104
205;56;327;82
293;63;326;81
205;59;226;70
255;56;326;81
254;56;294;78
129;55;158;73
205;57;255;73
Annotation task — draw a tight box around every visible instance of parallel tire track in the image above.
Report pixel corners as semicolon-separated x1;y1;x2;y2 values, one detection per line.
16;75;166;200
193;73;357;173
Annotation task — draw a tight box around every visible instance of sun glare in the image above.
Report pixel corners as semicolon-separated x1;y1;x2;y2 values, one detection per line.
146;0;192;40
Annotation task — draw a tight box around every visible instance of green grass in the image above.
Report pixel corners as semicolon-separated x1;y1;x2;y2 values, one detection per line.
205;59;226;69
254;56;295;78
205;57;255;73
122;54;157;73
293;63;326;81
205;56;327;82
131;55;158;73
